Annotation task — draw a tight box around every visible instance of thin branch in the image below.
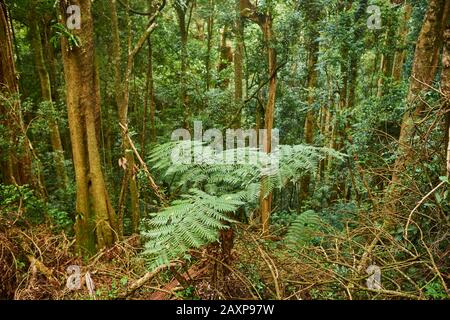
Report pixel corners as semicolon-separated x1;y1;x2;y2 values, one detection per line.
128;22;158;61
128;0;166;61
404;180;445;239
119;123;168;205
411;74;444;96
227;61;286;127
117;0;164;16
244;61;286;104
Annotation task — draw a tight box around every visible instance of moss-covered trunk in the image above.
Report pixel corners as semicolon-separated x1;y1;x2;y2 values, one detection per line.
0;0;35;188
60;0;117;254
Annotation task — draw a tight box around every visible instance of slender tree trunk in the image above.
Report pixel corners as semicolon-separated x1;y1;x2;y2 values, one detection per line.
234;0;244;128
376;11;397;97
259;16;277;235
333;0;368;199
110;0;164;235
218;26;233;89
142;34;157;156
392;3;412;82
440;27;449;176
206;0;214;90
148;38;156;144
175;1;191;128
299;1;320;206
240;0;277;234
0;0;35;188
45;36;59;103
114;0;141;235
29;2;68;189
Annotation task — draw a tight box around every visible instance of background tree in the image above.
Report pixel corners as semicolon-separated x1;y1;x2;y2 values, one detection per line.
0;0;35;188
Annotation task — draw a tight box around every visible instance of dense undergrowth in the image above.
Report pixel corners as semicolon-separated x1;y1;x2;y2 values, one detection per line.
1;179;448;300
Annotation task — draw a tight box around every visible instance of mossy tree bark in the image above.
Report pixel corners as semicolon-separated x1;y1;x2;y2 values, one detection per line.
0;0;35;188
60;0;118;254
392;3;412;82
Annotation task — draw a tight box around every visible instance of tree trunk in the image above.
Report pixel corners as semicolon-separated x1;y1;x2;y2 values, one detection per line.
259;16;277;235
43;23;60;102
174;1;191;128
392;3;412;82
141;34;157;156
148;38;157;144
0;0;35;188
441;27;449;176
110;0;135;236
233;0;244;128
218;26;233;89
240;0;277;235
206;0;214;91
60;0;117;254
332;0;368;199
299;0;321;206
376;9;397;97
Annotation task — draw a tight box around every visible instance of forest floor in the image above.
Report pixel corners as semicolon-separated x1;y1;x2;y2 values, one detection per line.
0;215;318;300
1;211;449;300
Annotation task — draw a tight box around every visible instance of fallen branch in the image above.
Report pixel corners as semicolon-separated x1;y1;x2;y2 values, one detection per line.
150;263;207;300
116;262;181;299
27;255;58;285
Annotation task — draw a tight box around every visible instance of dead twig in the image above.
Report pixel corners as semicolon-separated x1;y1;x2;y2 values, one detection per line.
404;181;445;239
119;122;168;205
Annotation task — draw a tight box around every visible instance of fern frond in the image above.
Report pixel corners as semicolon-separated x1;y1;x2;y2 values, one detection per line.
285;210;323;246
142;189;242;269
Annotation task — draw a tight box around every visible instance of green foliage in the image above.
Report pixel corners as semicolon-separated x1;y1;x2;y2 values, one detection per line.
175;285;199;300
0;184;46;224
47;207;72;232
142;189;242;269
423;279;448;300
0;183;73;231
270;210;297;229
285;210;322;246
50;23;80;50
142;141;344;269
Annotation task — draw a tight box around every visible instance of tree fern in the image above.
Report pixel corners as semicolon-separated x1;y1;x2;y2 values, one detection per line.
142;141;345;269
142;189;243;269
